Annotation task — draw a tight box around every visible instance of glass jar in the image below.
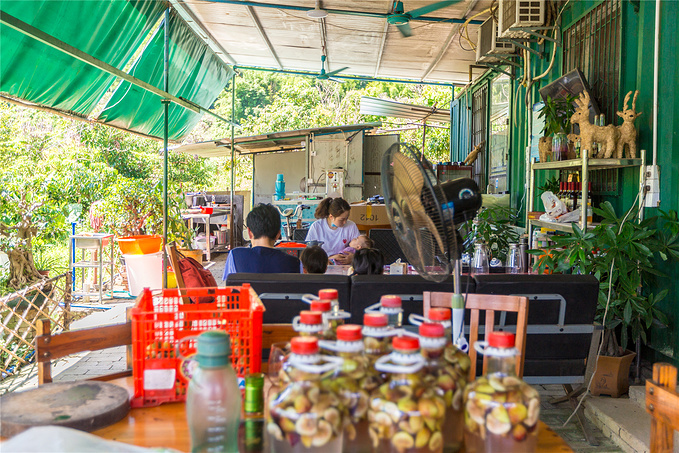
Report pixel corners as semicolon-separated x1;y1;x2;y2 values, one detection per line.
369;335;445;453
419;323;467;453
310;299;350;341
292;310;327;339
471;243;489;275
366;295;403;328
319;325;371;452
267;336;344;453
464;332;540;453
506;243;522;274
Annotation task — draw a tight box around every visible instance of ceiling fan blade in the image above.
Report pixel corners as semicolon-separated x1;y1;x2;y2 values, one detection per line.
324;66;349;77
396;22;412;37
329;77;345;83
407;0;462;19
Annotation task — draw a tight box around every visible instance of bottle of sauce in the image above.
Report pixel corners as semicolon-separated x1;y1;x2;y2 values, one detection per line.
186;330;241;453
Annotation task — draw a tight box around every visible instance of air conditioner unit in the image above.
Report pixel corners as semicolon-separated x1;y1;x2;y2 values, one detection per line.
498;0;545;39
476;17;515;64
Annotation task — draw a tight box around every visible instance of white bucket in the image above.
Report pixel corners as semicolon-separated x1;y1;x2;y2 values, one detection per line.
124;252;162;296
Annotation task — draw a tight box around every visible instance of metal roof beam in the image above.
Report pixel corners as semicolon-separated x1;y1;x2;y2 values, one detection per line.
373;21;389;78
201;0;483;25
246;5;283;69
0;10;240;128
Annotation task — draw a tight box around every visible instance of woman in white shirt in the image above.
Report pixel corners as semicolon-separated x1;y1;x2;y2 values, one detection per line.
306;197;359;265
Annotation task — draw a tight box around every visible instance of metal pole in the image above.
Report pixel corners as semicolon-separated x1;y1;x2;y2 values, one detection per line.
229;75;236;251
162;8;170;288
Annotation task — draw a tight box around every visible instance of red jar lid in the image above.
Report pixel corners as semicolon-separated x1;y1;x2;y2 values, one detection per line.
318;289;338;300
291;336;318;355
363;312;388;327
392;335;419;352
488;331;515;348
310;300;331;312
337;324;362;342
419;322;445;338
300;310;323;325
380;295;402;308
428;308;451;321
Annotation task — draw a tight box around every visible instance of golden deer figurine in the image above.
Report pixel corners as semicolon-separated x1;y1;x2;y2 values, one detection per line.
615;90;642;159
464;141;484;165
570;91;619;158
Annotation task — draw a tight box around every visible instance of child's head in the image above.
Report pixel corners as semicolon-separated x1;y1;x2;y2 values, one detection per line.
349;234;374;250
352;248;384;275
300;246;329;274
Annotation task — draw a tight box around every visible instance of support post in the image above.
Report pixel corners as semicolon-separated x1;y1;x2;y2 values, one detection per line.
229;75;236;251
162;8;170;288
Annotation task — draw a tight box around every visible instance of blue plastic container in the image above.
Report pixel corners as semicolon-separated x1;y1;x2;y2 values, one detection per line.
275;174;285;201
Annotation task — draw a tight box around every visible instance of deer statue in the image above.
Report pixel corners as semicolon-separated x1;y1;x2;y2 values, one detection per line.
464;141;484;165
570;91;619;158
615;90;642;159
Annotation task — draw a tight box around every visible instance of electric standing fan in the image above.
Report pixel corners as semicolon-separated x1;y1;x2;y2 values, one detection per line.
381;143;481;350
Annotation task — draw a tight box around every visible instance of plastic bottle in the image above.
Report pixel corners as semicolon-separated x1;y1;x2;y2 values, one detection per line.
463;332;541;453
309;299;349;340
292;310;327;339
267;336;344;452
365;295;403;328
361;312;397;387
186;330;241;453
275;174;286;201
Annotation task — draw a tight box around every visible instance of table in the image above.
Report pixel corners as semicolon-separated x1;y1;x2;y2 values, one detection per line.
325;264;352;275
90;377;574;452
182;208;231;262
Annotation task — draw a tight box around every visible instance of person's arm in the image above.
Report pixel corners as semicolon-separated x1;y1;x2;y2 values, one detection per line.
222;251;237;282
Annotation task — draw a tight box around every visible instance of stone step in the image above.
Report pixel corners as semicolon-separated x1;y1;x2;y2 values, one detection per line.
628;386;645;408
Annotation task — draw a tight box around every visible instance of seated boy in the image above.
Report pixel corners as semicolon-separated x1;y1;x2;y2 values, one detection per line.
328;234;373;263
300;246;328;274
222;204;300;281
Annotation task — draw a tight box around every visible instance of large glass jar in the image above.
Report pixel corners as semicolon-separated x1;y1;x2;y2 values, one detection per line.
267;336;344;453
292;310;327;339
419;323;467;453
368;335;446;453
464;332;540;453
309;299;349;341
319;325;371;452
362;313;398;384
366;295;403;328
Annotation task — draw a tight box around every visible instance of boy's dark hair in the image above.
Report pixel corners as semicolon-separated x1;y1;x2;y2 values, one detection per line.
246;204;281;240
352;248;384;275
300;246;328;274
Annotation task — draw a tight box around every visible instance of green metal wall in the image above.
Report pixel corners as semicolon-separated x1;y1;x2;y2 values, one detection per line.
455;0;679;365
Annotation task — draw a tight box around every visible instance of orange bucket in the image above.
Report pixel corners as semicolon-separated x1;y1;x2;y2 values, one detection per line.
117;235;163;255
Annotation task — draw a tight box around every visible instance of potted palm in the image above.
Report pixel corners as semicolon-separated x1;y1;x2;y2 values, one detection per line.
464;206;520;265
531;202;679;396
538;95;577;161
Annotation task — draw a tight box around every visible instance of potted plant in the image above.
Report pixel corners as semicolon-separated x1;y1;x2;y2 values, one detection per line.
538;95;577;161
531;202;679;396
464;206;520;265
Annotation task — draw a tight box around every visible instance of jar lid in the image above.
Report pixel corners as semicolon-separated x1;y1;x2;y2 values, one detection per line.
392;335;419;352
380;295;402;308
291;336;318;355
300;310;323;325
337;324;362;342
428;308;451;321
363;312;388;327
419;322;445;338
318;289;338;300
488;331;515;348
310;300;331;312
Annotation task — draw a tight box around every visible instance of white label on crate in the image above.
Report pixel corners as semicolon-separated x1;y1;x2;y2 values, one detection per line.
143;368;176;390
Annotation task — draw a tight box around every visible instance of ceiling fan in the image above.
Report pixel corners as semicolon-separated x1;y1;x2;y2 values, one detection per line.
388;0;463;37
313;55;348;82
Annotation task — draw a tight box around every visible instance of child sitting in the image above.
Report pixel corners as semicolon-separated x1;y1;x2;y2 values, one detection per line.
300;245;329;274
329;234;373;263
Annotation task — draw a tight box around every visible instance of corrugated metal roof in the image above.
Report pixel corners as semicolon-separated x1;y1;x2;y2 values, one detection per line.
360;96;451;122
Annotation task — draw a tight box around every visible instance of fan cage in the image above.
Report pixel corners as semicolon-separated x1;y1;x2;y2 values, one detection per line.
499;0;545;39
476;17;515;64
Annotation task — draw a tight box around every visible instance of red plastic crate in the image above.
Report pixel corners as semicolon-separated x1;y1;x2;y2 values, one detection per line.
130;285;263;408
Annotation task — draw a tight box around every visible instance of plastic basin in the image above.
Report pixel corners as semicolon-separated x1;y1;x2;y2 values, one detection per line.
117;235;162;255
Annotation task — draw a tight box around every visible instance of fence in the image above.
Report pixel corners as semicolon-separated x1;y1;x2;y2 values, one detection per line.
0;272;71;381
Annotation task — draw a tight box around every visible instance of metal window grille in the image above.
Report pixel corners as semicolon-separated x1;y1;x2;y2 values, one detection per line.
472;85;488;190
563;0;622;195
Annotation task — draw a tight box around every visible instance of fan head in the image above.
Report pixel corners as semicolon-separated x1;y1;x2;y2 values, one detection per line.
381;143;481;281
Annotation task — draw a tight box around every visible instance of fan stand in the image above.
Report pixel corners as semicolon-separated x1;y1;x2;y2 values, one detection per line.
451;232;468;352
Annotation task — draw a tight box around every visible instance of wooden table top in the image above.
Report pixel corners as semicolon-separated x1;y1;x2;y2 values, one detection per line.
88;377;574;453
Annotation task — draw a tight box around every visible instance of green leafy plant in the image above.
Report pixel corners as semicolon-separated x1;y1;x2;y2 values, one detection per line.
538;176;560;194
530;201;679;356
539;95;577;136
464;206;520;263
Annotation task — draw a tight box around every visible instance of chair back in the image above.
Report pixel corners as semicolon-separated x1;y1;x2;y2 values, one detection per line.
423;292;528;378
645;362;679;453
35;318;132;385
368;228;408;265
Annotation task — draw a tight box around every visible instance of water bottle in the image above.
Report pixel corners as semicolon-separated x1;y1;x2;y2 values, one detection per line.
471;243;489;275
275;174;286;201
519;236;529;273
506;243;522;274
186;330;241;453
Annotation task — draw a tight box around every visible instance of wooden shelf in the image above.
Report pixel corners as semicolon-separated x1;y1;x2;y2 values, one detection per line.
529;219;600;233
532;158;642;171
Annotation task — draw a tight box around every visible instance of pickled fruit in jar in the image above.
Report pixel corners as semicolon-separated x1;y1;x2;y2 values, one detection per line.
463;332;540;453
268;337;344;453
292;310;326;339
365;295;403;328
362;312;398;389
309;299;350;341
419;323;467;452
368;335;445;453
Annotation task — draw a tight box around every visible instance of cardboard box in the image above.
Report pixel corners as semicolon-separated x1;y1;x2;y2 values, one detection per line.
389;262;408;274
348;203;390;226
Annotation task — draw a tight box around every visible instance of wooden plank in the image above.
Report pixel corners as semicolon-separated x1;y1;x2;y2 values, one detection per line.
646;363;679;452
35;322;132;362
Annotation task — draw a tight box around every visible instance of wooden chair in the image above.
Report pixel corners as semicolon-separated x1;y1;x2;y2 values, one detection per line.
646;362;679;453
423;292;529;378
35;318;132;385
